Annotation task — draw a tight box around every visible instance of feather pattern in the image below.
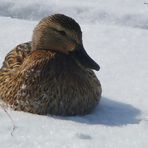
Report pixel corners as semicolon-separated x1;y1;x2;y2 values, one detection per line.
0;14;102;115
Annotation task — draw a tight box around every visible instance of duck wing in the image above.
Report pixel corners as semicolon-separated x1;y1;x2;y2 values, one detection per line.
1;42;32;71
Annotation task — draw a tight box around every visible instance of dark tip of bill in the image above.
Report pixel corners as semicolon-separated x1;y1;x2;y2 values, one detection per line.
95;64;100;71
90;60;100;71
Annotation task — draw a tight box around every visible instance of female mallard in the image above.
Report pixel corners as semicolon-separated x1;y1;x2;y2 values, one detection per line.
0;14;102;115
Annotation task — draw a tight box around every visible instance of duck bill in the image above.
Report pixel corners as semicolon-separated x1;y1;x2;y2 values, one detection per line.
70;44;100;71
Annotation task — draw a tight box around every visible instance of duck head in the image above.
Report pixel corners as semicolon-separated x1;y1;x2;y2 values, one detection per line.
32;14;100;71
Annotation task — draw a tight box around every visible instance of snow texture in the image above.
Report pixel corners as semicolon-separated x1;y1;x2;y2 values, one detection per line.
0;0;148;148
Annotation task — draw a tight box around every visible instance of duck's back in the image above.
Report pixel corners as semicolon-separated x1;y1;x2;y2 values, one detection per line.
1;42;32;71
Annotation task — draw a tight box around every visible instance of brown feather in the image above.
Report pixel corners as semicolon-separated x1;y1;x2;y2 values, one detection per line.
0;14;102;115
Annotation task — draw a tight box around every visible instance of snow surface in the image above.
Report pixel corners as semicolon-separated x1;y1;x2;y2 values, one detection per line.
0;0;148;148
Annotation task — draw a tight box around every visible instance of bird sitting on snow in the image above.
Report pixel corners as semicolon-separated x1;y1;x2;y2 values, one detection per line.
0;14;102;115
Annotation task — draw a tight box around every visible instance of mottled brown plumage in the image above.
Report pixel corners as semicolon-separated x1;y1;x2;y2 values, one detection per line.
0;14;102;115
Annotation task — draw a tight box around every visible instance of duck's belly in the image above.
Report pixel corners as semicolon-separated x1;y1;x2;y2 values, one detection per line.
1;70;101;115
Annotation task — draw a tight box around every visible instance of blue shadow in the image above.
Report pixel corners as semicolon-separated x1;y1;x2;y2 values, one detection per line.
52;97;141;126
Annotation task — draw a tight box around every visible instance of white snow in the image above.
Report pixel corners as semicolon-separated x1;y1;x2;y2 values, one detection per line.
0;0;148;148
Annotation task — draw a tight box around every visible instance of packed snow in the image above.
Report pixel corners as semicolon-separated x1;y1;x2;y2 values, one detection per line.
0;0;148;148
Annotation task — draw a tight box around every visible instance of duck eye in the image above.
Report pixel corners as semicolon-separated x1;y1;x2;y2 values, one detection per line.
59;30;66;36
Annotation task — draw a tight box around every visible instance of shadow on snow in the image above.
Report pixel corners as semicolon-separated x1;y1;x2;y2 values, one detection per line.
53;96;141;126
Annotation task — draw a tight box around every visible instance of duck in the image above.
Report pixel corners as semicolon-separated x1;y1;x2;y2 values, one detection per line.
0;14;102;115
